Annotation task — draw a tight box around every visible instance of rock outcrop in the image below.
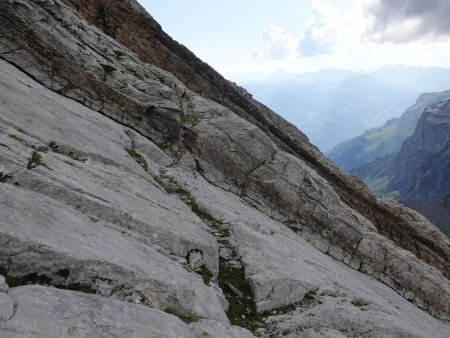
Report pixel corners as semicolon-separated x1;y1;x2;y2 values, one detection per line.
0;0;449;337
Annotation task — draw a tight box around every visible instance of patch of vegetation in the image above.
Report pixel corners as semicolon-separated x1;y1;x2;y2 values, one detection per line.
219;258;263;331
160;139;177;150
218;239;230;246
351;298;370;308
27;151;44;170
1;269;95;294
260;303;297;317
195;265;213;284
153;176;190;195
9;134;24;142
214;227;230;238
304;290;317;301
125;147;148;171
152;175;221;226
185;200;219;225
164;308;199;324
181;114;201;126
5;275;19;288
180;311;198;324
63;283;96;294
49;141;86;162
36;146;49;153
16;128;29;135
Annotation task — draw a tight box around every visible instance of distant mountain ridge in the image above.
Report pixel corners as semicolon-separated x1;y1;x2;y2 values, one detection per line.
246;74;418;151
327;89;450;171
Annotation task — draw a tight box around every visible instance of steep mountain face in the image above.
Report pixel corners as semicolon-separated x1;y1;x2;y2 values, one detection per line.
1;0;450;337
390;100;450;200
328;90;450;171
352;99;450;237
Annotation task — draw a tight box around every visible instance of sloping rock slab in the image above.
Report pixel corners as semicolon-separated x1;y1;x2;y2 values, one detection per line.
0;285;247;338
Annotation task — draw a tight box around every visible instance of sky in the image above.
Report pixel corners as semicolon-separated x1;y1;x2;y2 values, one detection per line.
140;0;450;80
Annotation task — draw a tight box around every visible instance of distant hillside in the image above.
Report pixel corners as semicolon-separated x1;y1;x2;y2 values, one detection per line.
352;99;450;237
328;90;450;171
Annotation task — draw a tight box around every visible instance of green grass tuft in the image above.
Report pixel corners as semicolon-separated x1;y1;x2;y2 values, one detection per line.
27;151;44;170
9;134;24;142
304;291;317;301
351;298;370;307
195;265;213;285
164;308;199;324
160;140;176;150
36;146;49;153
5;275;19;288
16;128;29;135
48;141;86;162
218;258;262;331
181;114;201;126
125;148;148;171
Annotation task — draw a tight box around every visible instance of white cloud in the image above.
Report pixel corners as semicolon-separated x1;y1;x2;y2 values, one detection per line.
254;24;295;60
297;1;340;57
243;0;450;74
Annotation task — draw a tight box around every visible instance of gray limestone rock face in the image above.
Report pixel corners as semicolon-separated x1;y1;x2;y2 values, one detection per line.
0;0;449;336
0;293;14;323
0;183;226;322
0;59;227;323
272;296;450;338
0;0;183;145
0;285;198;338
0;276;8;293
184;108;450;320
0;285;252;338
0;58;219;277
190;320;255;338
164;167;450;337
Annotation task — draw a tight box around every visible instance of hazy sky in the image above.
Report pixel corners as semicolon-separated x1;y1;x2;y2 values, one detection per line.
140;0;450;77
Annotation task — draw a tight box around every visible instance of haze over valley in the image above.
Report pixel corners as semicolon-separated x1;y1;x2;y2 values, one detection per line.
241;66;450;151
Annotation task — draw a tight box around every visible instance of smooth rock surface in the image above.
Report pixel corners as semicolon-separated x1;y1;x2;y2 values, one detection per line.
165;167;450;336
0;276;8;293
0;293;14;323
184;107;450;319
0;285;211;338
0;59;226;322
